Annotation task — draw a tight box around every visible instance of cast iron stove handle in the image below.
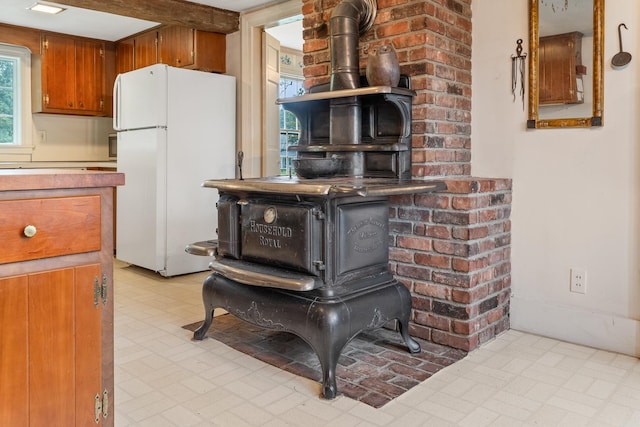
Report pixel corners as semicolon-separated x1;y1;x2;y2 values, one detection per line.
237;151;244;180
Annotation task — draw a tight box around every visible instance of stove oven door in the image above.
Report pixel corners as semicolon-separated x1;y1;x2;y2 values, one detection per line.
240;200;324;276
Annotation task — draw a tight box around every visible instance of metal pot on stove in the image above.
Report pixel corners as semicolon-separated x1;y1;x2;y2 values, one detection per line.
292;156;343;179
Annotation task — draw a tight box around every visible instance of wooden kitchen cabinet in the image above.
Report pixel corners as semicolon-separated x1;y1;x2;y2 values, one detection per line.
115;37;134;75
158;26;225;72
116;25;225;73
158;26;193;67
34;33;107;116
116;30;157;74
539;31;584;105
134;30;159;70
0;170;124;427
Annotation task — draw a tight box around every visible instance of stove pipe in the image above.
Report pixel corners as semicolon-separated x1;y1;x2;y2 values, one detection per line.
328;0;376;176
329;0;376;91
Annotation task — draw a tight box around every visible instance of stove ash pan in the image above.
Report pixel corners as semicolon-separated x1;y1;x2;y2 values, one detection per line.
215;193;392;295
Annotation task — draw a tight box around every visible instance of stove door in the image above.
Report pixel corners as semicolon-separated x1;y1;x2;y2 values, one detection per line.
337;200;389;276
240;200;323;275
217;195;240;259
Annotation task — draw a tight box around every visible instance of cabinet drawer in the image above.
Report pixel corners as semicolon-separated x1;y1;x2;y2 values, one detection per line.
0;196;101;264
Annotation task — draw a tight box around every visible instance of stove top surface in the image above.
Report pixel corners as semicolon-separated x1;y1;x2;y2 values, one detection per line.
202;176;447;197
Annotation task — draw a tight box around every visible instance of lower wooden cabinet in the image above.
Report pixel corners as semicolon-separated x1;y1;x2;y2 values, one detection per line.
0;265;105;426
0;170;123;427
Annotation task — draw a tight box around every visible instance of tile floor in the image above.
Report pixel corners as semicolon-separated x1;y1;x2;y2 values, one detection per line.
113;261;640;426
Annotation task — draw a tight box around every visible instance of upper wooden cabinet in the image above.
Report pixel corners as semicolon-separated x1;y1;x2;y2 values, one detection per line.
115;38;134;75
158;26;193;67
539;31;585;105
33;33;107;116
116;26;225;74
158;26;225;72
134;30;159;70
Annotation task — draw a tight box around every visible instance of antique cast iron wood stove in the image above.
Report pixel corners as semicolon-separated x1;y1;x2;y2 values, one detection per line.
188;0;446;399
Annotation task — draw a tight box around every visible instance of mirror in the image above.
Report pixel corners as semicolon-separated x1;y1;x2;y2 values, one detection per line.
528;0;604;128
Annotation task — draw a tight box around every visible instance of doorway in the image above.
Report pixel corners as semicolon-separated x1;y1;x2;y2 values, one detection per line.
239;0;302;178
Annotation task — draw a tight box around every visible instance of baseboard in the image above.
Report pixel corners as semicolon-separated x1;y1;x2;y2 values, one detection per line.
510;295;640;357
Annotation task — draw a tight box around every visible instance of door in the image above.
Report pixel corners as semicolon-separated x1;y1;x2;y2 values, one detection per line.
262;31;281;176
116;128;167;273
113;64;168;131
240;0;301;178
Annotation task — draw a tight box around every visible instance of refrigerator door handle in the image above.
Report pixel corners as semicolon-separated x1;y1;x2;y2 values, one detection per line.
113;74;121;131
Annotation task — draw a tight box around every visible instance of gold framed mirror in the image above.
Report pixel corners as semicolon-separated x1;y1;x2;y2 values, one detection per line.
528;0;604;128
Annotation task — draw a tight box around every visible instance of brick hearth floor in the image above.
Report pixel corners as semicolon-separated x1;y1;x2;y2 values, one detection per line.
114;260;640;426
181;315;466;408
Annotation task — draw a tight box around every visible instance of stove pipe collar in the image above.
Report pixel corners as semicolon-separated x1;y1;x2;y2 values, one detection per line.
329;0;377;91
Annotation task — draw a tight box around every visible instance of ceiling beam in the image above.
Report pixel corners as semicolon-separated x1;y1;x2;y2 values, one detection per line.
58;0;239;34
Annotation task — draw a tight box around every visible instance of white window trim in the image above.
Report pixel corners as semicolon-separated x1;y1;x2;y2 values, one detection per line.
0;43;34;155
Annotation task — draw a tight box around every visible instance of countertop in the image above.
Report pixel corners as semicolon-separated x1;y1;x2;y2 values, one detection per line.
0;169;124;191
0;161;117;169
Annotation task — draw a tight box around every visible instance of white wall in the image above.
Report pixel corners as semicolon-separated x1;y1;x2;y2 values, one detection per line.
472;0;640;356
29;114;113;161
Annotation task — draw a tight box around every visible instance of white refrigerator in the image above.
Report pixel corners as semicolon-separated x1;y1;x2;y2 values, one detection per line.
113;64;235;276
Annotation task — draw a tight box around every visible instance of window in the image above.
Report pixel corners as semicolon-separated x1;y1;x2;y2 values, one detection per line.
0;44;32;151
0;54;18;143
279;76;304;174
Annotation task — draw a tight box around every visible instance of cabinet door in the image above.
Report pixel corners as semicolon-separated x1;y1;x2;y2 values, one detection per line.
76;39;105;113
72;264;104;427
40;34;107;115
134;31;158;69
116;38;135;74
42;34;76;110
0;265;104;427
539;32;582;105
190;30;226;73
0;275;28;427
158;26;194;67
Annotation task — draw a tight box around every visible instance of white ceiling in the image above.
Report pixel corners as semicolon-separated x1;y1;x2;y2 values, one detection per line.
1;0;303;50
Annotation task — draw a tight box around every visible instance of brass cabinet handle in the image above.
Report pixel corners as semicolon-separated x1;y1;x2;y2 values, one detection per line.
23;225;37;238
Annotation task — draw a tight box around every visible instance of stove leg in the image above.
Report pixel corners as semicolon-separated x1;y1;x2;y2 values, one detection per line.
309;332;347;399
398;319;421;354
193;274;217;340
395;283;422;354
318;349;339;399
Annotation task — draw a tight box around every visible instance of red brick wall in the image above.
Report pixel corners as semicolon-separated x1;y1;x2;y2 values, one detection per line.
301;0;512;352
389;178;512;351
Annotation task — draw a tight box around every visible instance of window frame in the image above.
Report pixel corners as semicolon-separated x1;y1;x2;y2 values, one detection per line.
0;43;33;154
278;74;304;175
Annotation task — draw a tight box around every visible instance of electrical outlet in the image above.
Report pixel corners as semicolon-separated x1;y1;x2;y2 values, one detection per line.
570;268;587;294
37;130;46;144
